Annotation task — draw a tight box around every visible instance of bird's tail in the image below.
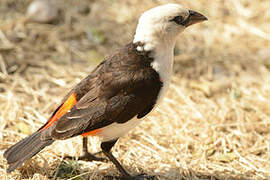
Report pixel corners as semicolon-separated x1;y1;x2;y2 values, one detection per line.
4;131;54;173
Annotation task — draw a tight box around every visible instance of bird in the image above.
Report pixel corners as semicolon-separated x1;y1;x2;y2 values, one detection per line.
4;3;207;179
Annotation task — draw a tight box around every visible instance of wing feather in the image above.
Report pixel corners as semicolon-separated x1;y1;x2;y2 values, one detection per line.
46;43;162;140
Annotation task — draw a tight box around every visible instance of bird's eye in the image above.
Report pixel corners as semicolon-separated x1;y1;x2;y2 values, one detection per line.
171;16;184;25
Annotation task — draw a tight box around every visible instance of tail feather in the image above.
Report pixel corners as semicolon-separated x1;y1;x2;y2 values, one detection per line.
4;132;54;173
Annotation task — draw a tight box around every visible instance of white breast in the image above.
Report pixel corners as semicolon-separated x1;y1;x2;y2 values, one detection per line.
151;48;174;105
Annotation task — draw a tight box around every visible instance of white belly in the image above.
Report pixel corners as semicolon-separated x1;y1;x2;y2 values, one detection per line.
97;117;141;141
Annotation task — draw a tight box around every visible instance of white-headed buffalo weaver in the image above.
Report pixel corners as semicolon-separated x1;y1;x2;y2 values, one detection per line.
4;4;207;179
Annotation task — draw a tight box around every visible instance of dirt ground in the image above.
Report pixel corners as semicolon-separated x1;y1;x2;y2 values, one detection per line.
0;0;270;179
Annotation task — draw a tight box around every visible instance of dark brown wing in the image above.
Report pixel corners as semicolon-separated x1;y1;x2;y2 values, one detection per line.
49;42;163;139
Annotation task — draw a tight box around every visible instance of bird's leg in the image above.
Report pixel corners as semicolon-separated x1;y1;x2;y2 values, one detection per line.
101;139;130;177
65;137;106;162
101;140;154;180
78;137;106;161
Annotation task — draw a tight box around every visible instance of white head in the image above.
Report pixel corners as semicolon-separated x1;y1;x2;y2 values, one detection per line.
133;4;207;51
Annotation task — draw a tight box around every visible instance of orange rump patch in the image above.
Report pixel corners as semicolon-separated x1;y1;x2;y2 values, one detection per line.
40;93;77;131
81;129;101;137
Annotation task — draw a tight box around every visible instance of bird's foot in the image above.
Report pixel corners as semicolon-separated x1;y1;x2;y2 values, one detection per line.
64;151;107;162
105;173;155;180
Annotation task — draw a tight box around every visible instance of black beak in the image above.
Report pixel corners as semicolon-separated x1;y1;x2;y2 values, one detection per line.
185;10;207;27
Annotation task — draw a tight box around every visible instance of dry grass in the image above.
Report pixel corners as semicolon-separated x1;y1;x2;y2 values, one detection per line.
1;0;270;179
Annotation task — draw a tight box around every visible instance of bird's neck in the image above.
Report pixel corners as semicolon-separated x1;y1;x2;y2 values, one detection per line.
133;27;176;82
151;46;174;91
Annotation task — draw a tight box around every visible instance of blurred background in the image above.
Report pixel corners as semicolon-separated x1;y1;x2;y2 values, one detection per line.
0;0;270;179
